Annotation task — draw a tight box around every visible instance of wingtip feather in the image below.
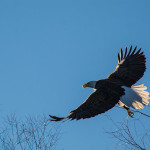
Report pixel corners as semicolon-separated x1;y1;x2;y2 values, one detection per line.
127;45;132;56
123;47;127;58
118;53;120;63
131;46;137;55
49;115;65;121
120;48;123;60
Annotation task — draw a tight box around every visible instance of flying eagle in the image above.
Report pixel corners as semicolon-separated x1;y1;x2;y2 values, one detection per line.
50;46;149;121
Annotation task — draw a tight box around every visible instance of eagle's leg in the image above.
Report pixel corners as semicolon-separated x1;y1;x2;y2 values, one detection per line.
123;105;134;118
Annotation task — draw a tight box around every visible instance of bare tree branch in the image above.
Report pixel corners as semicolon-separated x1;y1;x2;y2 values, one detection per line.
106;114;150;150
0;114;60;150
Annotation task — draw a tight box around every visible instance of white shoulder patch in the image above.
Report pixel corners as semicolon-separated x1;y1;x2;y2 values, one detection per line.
119;84;150;109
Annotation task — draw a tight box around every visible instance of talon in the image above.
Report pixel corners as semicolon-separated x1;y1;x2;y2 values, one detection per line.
127;110;134;118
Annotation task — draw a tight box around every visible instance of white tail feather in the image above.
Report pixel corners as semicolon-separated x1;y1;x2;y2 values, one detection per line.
119;84;150;109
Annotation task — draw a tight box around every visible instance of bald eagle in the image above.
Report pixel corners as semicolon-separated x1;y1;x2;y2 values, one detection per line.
50;46;149;121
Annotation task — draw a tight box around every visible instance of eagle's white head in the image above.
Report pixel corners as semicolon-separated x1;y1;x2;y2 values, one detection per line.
82;81;97;89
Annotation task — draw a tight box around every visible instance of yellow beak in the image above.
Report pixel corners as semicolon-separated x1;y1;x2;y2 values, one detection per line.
82;84;87;88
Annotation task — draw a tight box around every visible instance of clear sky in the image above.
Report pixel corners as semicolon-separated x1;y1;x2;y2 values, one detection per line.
0;0;150;150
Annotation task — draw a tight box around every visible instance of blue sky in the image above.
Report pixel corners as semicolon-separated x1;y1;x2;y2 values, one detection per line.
0;0;150;149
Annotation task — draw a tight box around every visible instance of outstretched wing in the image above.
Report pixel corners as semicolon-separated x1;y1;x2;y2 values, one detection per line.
108;46;146;87
50;84;124;121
